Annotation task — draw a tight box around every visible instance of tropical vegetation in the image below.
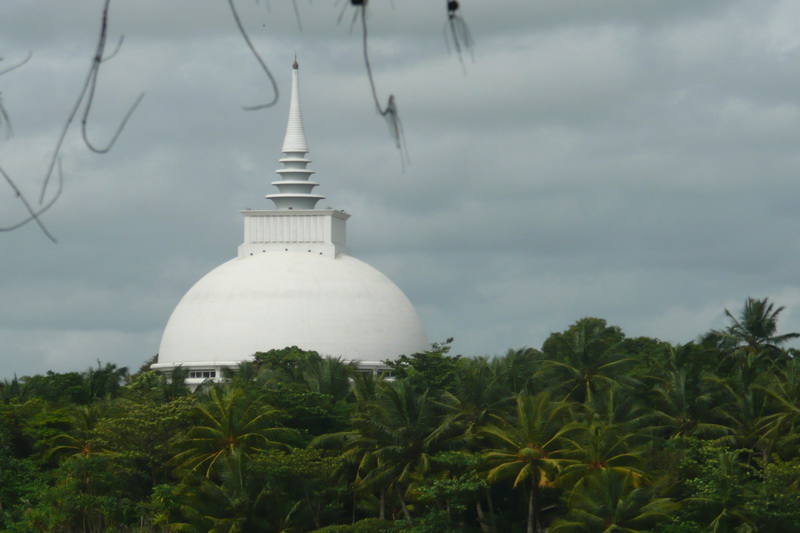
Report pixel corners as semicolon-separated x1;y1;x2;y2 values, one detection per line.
2;297;800;532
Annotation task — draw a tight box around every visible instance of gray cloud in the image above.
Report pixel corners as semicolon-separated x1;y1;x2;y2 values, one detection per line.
3;0;800;378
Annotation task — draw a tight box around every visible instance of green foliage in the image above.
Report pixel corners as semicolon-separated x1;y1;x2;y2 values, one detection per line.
669;438;800;532
2;362;127;406
481;392;574;533
172;385;297;478
262;382;351;442
254;448;350;529
93;395;197;482
124;368;191;403
714;297;800;355
493;347;543;394
20;400;76;462
310;517;394;532
8;454;139;532
255;447;344;479
383;338;461;390
137;483;184;532
0;434;44;529
18;371;88;404
303;356;358;403
551;469;679;532
254;345;324;383
743;457;800;531
5;298;800;531
538;318;636;403
390;509;470;532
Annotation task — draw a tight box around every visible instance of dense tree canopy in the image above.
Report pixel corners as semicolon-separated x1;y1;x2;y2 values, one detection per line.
2;297;800;532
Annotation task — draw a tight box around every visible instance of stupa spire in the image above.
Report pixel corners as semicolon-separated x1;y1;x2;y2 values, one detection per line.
266;59;324;210
281;58;308;154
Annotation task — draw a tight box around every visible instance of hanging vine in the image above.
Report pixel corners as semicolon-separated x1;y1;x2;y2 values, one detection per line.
1;0;143;242
445;1;474;69
350;0;407;160
2;0;473;241
228;0;279;110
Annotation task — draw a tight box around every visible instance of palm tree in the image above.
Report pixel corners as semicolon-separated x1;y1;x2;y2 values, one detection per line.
85;361;128;401
162;364;191;402
0;375;34;403
754;357;800;458
491;348;542;395
172;385;297;478
446;356;511;435
718;298;799;351
680;448;756;533
705;363;773;461
303;356;357;404
361;381;464;522
314;380;462;523
649;367;730;440
711;297;800;372
173;449;306;533
558;397;648;499
481;392;574;533
443;357;512;532
550;469;679;532
47;401;112;461
538;320;636;404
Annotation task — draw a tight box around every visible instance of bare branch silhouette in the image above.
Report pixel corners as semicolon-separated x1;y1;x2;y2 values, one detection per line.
228;0;279;110
39;0;142;206
80;1;144;154
0;52;32;139
445;1;474;71
0;0;143;241
3;0;473;240
0;52;32;77
291;0;303;32
354;1;407;161
0;161;62;242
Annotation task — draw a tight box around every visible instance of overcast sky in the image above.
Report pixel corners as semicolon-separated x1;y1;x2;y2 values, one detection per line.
3;0;800;378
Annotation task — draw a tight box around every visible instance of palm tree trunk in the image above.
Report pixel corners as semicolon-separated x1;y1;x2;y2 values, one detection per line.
379;488;386;520
476;500;490;533
485;486;498;533
305;484;321;529
527;484;542;533
527;487;535;533
397;485;413;524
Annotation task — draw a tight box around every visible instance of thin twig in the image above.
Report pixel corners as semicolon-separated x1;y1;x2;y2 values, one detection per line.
0;52;33;77
38;65;92;203
0;98;12;139
100;35;125;63
80;0;145;154
0;52;33;139
445;1;474;72
357;4;406;159
292;0;303;32
0;163;61;242
41;0;142;202
228;0;279;110
19;0;142;242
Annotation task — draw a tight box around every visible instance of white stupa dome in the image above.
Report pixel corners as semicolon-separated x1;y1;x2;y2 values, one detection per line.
158;253;428;366
152;61;428;381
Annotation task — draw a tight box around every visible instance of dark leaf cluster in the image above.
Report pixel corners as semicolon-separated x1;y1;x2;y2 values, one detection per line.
2;297;800;532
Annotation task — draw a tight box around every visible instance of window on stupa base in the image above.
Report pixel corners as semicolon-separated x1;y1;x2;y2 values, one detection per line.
188;370;216;379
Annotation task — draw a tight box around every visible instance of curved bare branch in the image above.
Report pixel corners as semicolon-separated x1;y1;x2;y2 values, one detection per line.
356;3;406;158
228;0;279;110
80;0;145;154
0;162;61;242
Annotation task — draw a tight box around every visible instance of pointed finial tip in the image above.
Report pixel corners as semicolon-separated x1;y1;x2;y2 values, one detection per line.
293;55;299;70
